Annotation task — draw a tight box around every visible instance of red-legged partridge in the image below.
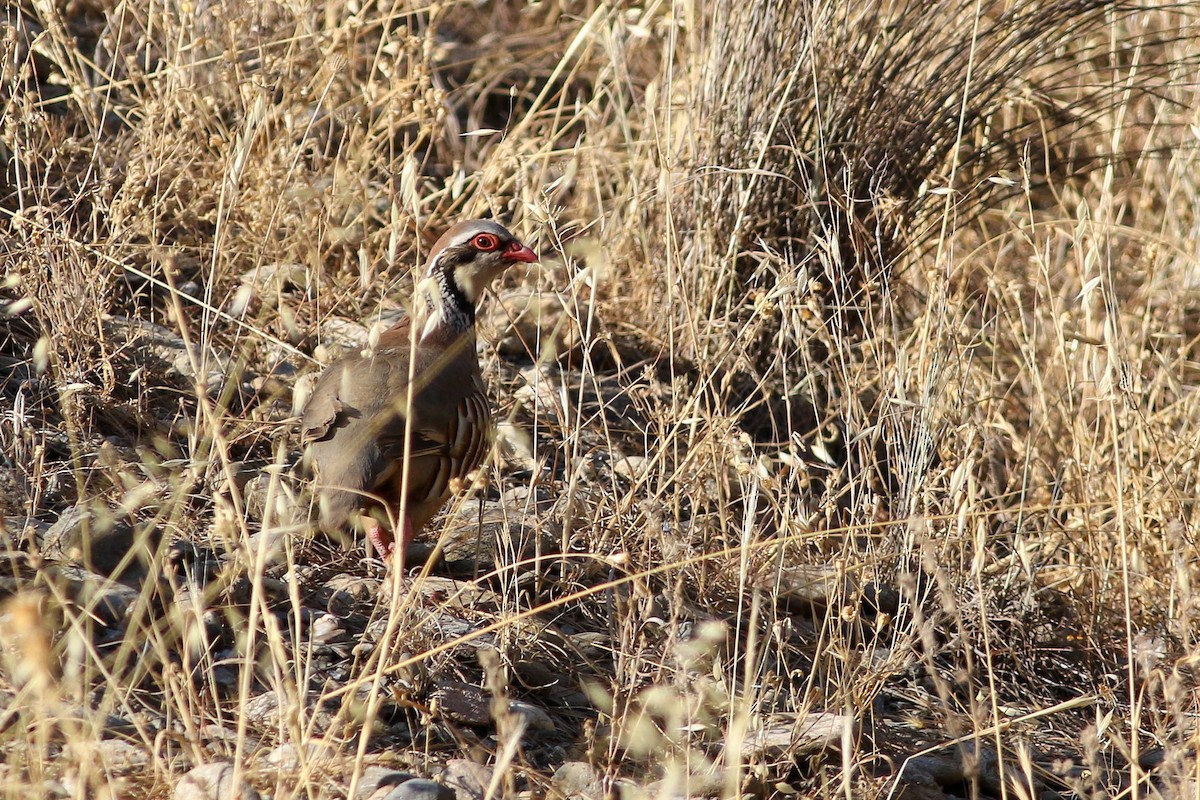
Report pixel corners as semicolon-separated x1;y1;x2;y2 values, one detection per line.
300;219;537;568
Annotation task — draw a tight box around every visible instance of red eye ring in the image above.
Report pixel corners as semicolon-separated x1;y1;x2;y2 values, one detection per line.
472;233;499;251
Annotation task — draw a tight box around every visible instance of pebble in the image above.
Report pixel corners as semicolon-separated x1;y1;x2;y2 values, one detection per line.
431;679;491;726
199;723;259;758
441;758;493;800
354;766;417;800
241;688;338;735
321;573;382;616
241;690;283;730
174;761;261;800
94;739;151;775
504;700;555;732
265;740;337;770
611;455;651;483
307;611;345;645
381;778;453;800
552;761;604;799
103;315;228;384
41;504;161;581
62;705;137;739
739;712;856;759
45;564;141;630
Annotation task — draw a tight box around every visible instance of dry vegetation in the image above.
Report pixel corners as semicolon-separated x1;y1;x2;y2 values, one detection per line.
2;0;1200;798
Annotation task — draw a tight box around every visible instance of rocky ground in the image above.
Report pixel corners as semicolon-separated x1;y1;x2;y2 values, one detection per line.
1;288;1183;799
3;1;1199;798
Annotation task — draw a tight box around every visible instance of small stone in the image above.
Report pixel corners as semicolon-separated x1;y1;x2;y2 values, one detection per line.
552;761;604;800
1;515;51;550
495;422;536;470
229;263;311;316
382;778;453;800
242;691;281;729
177;281;202;298
165;541;223;589
45;564;141;630
318;317;372;350
241;689;337;735
612;455;651;483
740;712;856;760
59;705;137;739
897;743;1001;789
505;700;554;732
760;563;850;610
862;581;900;616
94;739;151;775
265;741;337;770
103;315;228;383
308;612;345;645
322;573;382;615
431;679;491;726
41;504;161;581
199;723;259;758
175;761;261;800
354;766;417;800
441;758;493;800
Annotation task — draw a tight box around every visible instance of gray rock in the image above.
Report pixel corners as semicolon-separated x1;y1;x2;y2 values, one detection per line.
321;573;382;615
241;690;282;729
739;712;856;759
103;315;227;385
611;455;652;483
512;661;588;710
94;739;151;775
862;581;900;616
61;705;137;739
437;499;557;573
896;743;1005;795
382;778;453;800
1;515;51;550
307;611;345;645
552;761;604;800
431;679;491;726
441;759;493;800
174;761;262;800
504;700;555;732
228;263;311;317
264;741;337;771
199;723;260;758
242;689;336;735
354;766;418;800
41;504;161;581
759;563;850;611
165;541;223;589
45;564;141;629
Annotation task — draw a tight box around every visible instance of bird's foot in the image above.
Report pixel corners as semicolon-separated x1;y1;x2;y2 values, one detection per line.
364;520;396;562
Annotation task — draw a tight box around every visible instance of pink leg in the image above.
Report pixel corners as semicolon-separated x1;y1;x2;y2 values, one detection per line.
364;518;395;561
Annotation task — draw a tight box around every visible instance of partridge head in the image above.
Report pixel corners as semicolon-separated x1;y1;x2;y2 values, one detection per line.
299;219;537;568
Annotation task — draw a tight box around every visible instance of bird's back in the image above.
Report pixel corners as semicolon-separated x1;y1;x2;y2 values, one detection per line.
300;320;489;532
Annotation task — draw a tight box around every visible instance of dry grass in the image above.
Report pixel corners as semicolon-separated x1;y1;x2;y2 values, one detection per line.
2;0;1200;798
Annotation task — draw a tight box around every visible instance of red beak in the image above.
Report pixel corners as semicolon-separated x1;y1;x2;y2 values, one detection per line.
503;241;539;263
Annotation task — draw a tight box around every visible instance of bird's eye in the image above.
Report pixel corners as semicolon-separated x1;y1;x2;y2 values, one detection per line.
472;233;499;251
